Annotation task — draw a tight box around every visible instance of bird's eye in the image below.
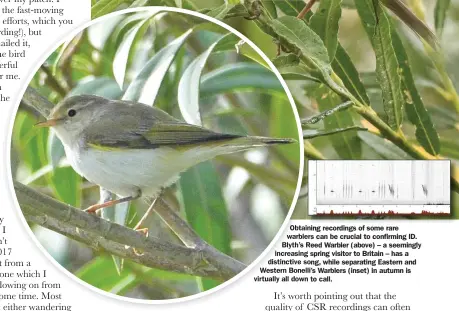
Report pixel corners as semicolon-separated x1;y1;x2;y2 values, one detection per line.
68;109;76;117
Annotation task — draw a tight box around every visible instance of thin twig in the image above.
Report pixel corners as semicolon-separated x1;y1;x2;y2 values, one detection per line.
40;65;68;97
58;31;85;89
297;0;318;20
22;87;54;117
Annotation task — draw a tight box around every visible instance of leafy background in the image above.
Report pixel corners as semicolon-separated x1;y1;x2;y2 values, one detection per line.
11;10;300;298
89;0;459;218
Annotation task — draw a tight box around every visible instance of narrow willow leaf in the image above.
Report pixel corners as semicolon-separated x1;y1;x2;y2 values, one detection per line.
88;15;124;50
113;15;154;89
269;16;350;99
200;63;283;97
47;131;65;169
279;65;321;83
301;101;353;125
92;0;125;19
207;4;232;19
69;77;123;99
123;29;193;105
272;53;300;68
434;0;451;37
235;40;270;69
312;87;362;159
358;132;412;159
381;0;439;50
439;139;459;159
15;113;47;172
309;0;342;61
270;16;331;72
332;44;371;106
262;0;278;19
178;34;225;125
355;0;404;129
210;33;270;68
275;0;305;16
76;257;134;292
180;162;231;291
391;30;440;155
51;40;72;75
303;126;367;139
50;167;82;207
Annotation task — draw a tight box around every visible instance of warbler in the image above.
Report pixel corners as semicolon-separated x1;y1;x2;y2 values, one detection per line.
36;95;295;213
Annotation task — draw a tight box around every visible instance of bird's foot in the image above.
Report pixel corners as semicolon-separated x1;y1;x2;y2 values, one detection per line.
135;227;149;237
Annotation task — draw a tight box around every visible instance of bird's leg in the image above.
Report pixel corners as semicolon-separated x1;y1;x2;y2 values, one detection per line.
133;188;165;237
297;0;318;19
85;189;141;214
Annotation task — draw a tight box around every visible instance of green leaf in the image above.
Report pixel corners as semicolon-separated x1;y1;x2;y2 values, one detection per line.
178;34;227;125
47;131;65;169
179;161;231;291
270;16;331;72
332;44;371;106
272;54;300;68
275;0;305;16
88;14;124;50
262;0;278;19
279;65;321;83
434;0;451;37
206;3;237;20
355;0;404;129
76;257;135;292
50;167;82;207
439;139;459;159
235;40;270;69
358;131;412;159
92;0;125;19
391;30;440;155
309;0;342;61
15;112;48;172
200;63;283;98
269;16;349;99
303;126;366;139
123;29;193;105
113;15;155;89
381;0;439;50
69;77;123;99
311;87;362;159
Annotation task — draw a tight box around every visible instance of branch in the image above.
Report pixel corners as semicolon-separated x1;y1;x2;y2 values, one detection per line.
40;65;68;97
20;87;247;278
15;181;245;280
22;87;54;117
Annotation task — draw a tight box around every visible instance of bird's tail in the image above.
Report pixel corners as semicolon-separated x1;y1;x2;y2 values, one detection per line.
208;135;296;155
180;136;296;170
230;136;295;147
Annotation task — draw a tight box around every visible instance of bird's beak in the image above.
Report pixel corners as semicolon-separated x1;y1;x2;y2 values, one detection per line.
35;118;60;128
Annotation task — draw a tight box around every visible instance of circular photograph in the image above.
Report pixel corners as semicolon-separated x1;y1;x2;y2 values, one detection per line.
11;8;302;300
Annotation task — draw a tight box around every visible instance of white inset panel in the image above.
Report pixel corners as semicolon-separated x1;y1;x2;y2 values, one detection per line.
309;160;450;215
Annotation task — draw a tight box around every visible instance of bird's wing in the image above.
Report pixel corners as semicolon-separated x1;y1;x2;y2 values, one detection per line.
82;102;241;149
